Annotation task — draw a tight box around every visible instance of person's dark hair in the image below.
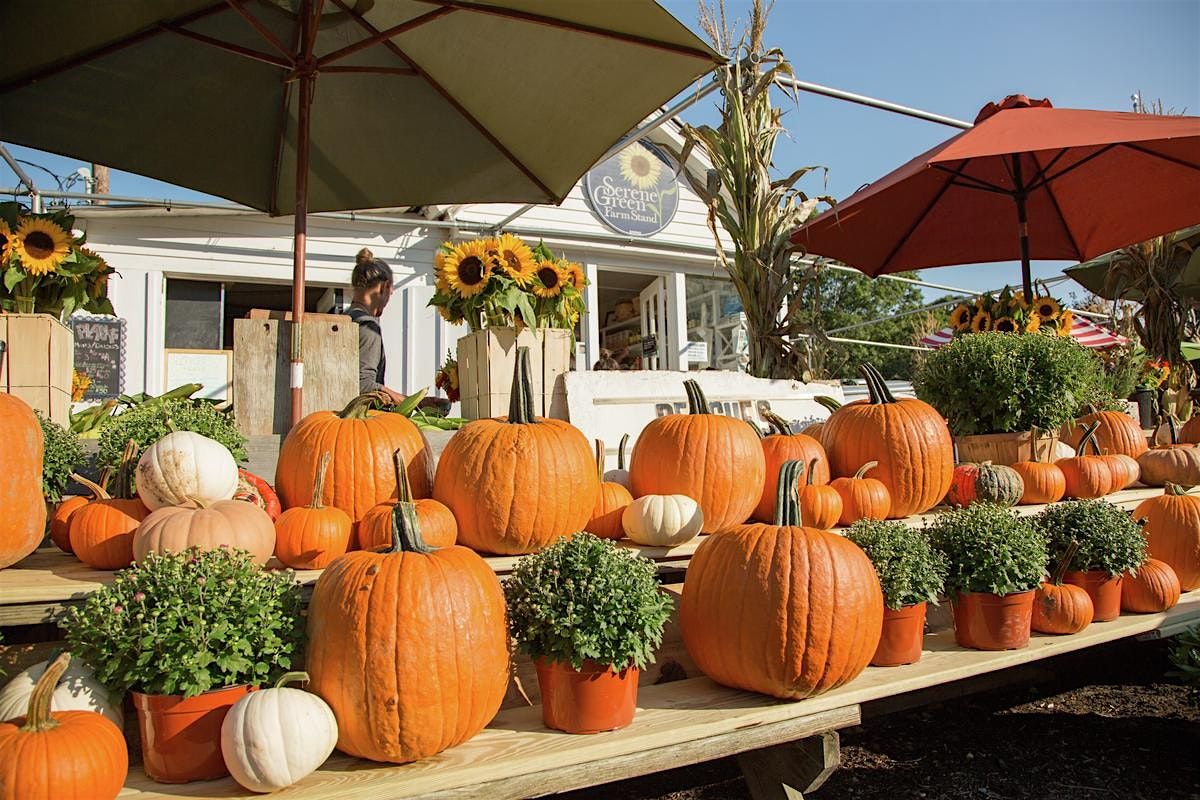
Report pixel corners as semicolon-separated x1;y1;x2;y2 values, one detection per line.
352;247;394;289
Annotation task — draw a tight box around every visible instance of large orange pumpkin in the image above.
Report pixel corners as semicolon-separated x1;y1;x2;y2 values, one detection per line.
306;501;509;763
276;391;432;526
1056;422;1114;499
1134;484;1200;590
69;447;150;571
274;452;353;569
0;652;127;800
1063;407;1148;458
628;379;765;531
822;364;953;518
434;347;597;555
1011;428;1066;505
752;411;829;522
1121;558;1181;613
681;460;883;699
585;439;633;540
0;358;45;569
797;458;842;529
831;461;891;525
359;450;457;550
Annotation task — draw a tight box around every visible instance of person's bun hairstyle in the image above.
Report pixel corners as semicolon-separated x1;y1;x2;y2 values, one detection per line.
352;247;393;289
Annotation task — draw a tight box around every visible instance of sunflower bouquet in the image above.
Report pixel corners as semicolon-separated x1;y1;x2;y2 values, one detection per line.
1139;358;1171;391
948;283;1071;338
429;233;586;332
0;203;115;319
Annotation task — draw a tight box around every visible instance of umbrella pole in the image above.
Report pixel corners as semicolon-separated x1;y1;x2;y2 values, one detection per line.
1012;155;1034;300
290;3;319;428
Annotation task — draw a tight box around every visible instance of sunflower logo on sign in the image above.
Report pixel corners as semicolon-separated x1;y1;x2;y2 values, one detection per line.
618;142;663;190
583;139;679;237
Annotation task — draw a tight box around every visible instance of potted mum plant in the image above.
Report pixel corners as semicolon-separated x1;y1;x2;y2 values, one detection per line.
1033;499;1147;622
63;547;304;783
846;519;948;667
926;503;1048;651
504;533;672;734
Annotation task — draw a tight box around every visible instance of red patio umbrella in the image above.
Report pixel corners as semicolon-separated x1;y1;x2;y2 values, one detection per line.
790;95;1200;300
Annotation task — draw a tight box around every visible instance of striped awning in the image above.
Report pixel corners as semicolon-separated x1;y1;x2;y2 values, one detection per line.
920;314;1129;349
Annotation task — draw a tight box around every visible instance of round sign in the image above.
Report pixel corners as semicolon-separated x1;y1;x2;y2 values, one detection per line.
582;139;679;237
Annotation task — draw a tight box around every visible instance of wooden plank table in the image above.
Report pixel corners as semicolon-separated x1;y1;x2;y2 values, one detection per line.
115;588;1200;799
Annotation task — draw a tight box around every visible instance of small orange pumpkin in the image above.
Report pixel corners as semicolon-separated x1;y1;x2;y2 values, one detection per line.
1138;416;1200;487
1056;422;1114;499
360;450;457;551
1011;427;1066;505
831;461;891;525
752;411;829;523
798;458;842;529
69;443;150;570
1121;558;1181;613
48;466;112;554
585;439;633;540
274;452;353;569
1031;542;1094;635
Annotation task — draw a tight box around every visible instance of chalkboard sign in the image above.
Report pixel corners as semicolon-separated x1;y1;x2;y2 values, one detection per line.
69;315;125;400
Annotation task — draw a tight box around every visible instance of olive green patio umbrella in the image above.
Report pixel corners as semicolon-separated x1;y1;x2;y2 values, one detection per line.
0;0;720;423
1065;224;1200;302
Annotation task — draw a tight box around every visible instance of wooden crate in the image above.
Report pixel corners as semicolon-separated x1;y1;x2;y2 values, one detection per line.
954;430;1060;465
0;313;73;426
457;327;571;420
232;317;358;436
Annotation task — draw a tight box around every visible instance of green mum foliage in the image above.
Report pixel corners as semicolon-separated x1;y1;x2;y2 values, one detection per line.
925;503;1048;596
38;411;85;502
847;519;949;610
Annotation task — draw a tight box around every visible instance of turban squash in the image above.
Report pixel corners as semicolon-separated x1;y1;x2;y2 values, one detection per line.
629;379;765;531
434;347;597;554
822;364;953;518
360;450;457;550
946;461;1024;508
681;461;883;700
752;411;829;523
306;501;508;762
586;439;633;540
276;391;432;527
0;368;45;569
274;452;353;569
1134;484;1200;590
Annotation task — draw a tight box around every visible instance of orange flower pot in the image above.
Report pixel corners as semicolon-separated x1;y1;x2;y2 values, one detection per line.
535;658;639;735
951;590;1034;650
871;602;927;667
1063;570;1123;622
133;685;254;783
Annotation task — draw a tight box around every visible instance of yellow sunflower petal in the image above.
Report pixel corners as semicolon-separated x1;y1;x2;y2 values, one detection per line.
1033;297;1061;321
970;311;992;332
532;261;567;298
564;261;586;290
0;219;14;263
492;233;537;286
993;316;1018;333
441;239;493;298
13;217;73;276
1024;315;1042;333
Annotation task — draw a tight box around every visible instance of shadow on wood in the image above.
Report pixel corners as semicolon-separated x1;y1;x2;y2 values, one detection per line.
737;731;841;800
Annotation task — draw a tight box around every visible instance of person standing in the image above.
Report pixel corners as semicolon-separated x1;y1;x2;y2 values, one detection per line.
347;248;406;403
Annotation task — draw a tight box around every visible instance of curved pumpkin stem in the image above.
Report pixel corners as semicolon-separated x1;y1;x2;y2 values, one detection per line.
1167;414;1180;446
1029;426;1043;464
391;449;414;503
21;651;69;733
859;364;897;405
70;472;112;501
274;671;310;689
617;433;630;470
310;452;332;509
1075;421;1102;457
507;347;537;425
113;439;138;500
683;379;713;415
1050;540;1080;584
747;420;765;439
773;460;805;527
814;395;843;414
805;457;819;487
386;502;435;555
1165;482;1192;496
97;466;114;493
594;439;606;481
853;461;879;480
339;391;393;420
762;410;793;437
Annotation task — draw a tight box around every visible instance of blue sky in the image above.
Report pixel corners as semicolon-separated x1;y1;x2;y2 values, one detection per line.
3;0;1197;302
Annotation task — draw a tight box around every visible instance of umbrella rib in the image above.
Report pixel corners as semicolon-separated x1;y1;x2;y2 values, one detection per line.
161;24;293;69
269;16;304;216
224;0;296;63
412;0;719;61
316;8;453;67
1036;151;1084;261
321;66;419;75
931;164;1009;195
1118;141;1200;173
879;160;972;272
1025;143;1119;193
0;1;230;96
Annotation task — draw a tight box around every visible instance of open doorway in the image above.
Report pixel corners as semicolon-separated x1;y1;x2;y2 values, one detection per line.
594;269;672;370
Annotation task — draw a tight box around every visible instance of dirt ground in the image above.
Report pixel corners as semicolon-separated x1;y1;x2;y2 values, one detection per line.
551;637;1200;800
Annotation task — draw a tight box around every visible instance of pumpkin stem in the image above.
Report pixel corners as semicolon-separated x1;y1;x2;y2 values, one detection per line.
594;439;606;481
310;452;332;509
813;395;843;413
391;449;414;503
274;671;310;689
1165;482;1192;496
1050;540;1080;584
507;347;537;424
805;457;819;487
21;652;69;733
339;391;392;420
859;364;897;405
1075;421;1101;457
773;460;805;527
1029;426;1042;464
97;466;114;493
386;502;435;555
113;439;138;500
69;472;111;501
854;460;879;480
763;410;793;436
684;379;712;415
617;433;630;470
1167;414;1180;446
747;420;765;439
163;415;178;434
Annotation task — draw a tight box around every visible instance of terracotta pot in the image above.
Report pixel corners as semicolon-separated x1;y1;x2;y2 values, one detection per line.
871;602;927;667
535;658;639;734
133;685;254;783
951;590;1034;650
1063;570;1123;622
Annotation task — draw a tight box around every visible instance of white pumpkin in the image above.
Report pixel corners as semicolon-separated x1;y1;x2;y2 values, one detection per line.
622;494;704;547
603;433;632;488
136;430;239;510
221;672;338;793
0;657;123;728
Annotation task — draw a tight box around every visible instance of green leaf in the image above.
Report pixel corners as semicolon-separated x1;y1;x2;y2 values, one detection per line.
4;265;27;292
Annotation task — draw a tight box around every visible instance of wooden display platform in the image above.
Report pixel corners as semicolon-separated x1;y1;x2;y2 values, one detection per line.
114;588;1200;799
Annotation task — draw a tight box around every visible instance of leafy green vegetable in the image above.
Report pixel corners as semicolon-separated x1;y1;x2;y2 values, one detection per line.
925;503;1048;596
38;411;85;502
97;398;246;471
1033;499;1147;577
846;519;948;610
1168;624;1200;686
504;533;672;671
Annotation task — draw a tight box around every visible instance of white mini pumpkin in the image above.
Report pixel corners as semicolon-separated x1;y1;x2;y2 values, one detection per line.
136;430;239;510
622;494;704;547
0;656;123;728
221;672;338;793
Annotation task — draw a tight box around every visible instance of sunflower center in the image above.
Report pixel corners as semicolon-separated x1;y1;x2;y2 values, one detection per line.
630;155;652;178
504;251;521;271
538;266;560;288
23;231;55;259
457;256;485;285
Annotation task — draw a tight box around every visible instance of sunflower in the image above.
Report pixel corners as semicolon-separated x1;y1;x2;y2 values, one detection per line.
440;239;493;297
1024;315;1042;334
1010;290;1029;310
993;316;1019;334
970;311;993;332
562;261;586;290
950;303;973;331
13;217;72;275
437;303;465;324
490;233;537;285
532;261;567;298
0;219;13;263
617;142;662;190
1057;309;1074;336
1033;296;1061;321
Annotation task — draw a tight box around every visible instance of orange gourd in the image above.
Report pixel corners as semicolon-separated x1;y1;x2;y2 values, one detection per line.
831;461;892;525
628;378;765;532
274;452;353;569
306;501;508;763
1031;541;1094;635
1121;558;1181;613
822;364;953;518
69;443;149;570
681;460;883;699
276;391;432;527
0;346;45;569
752;411;829;522
1064;407;1148;458
1056;422;1114;499
585;439;633;540
798;457;842;529
434;347;598;555
1137;416;1200;487
0;652;127;800
48;465;110;554
1011;427;1066;505
1134;484;1200;590
360;450;457;550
